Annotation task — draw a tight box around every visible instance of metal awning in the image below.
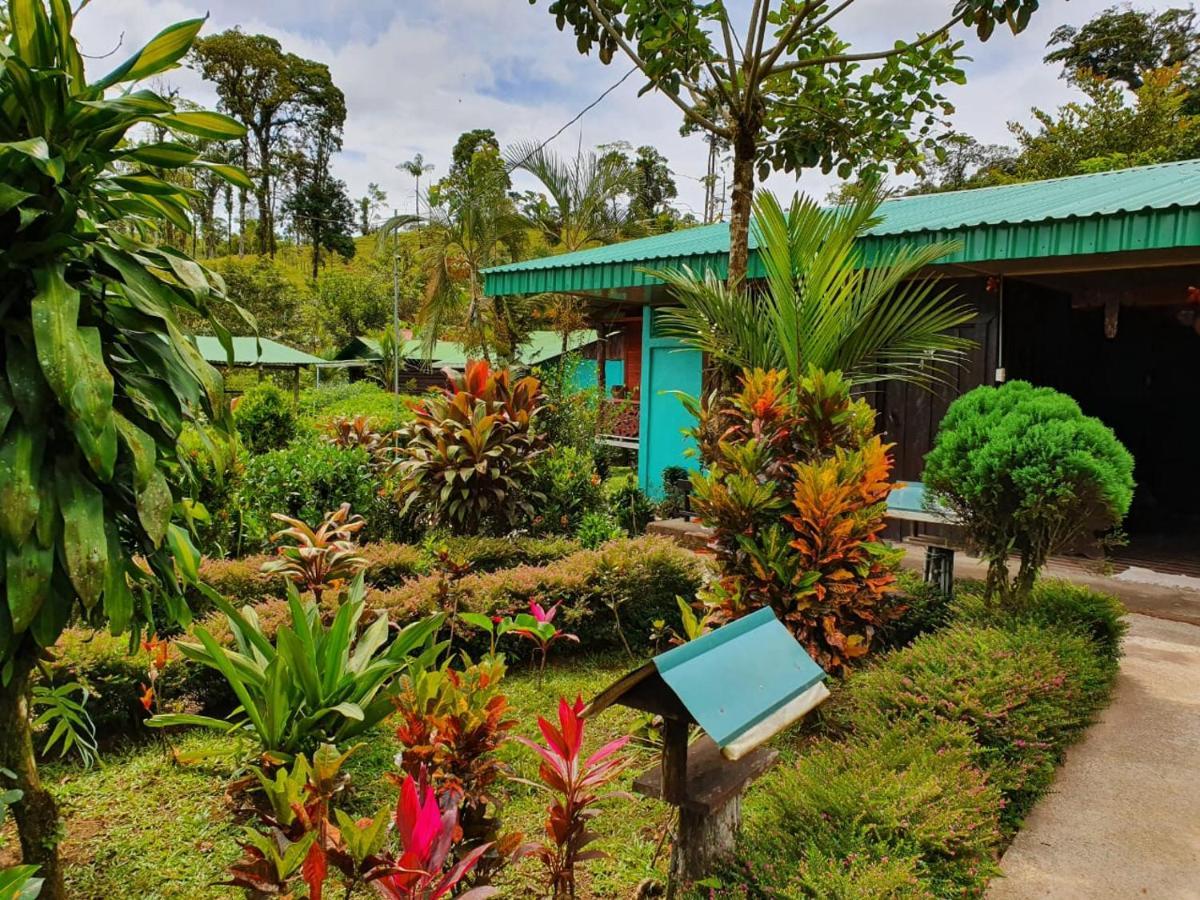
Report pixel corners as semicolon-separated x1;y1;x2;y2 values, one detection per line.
484;158;1200;298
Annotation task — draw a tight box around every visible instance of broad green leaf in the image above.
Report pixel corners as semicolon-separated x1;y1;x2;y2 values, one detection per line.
0;137;64;182
167;523;201;585
6;542;53;633
56;457;108;609
102;522;133;634
122;141;199;168
194;160;254;190
30;266;117;480
0;421;42;546
161;110;246;140
0;183;34;215
9;0;53;69
93;18;205;89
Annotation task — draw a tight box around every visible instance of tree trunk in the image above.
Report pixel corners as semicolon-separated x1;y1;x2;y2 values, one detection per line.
255;129;275;257
0;651;67;898
726;125;758;289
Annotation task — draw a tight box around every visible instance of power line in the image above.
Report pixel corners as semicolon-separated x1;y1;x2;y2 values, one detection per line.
506;66;639;172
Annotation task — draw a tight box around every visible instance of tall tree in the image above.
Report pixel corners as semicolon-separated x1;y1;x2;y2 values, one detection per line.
191;30;343;255
1045;4;1200;92
398;152;434;219
908;133;1016;193
381;135;525;359
0;5;249;895
357;182;387;235
530;0;1041;286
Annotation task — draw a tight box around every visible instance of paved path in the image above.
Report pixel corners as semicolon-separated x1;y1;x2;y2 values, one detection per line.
988;613;1200;899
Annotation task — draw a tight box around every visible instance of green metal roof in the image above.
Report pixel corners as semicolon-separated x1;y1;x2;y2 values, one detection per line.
519;329;599;366
485;159;1200;297
193;336;324;367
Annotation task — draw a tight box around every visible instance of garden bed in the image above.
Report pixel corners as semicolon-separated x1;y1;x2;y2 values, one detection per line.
11;576;1124;898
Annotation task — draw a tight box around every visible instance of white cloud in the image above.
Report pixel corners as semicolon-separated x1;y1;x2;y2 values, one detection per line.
75;0;1117;214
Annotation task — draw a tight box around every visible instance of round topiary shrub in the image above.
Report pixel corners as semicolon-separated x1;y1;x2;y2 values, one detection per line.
923;381;1134;606
233;382;298;454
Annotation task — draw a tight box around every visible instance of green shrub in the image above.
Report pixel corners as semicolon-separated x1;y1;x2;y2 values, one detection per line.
878;570;954;650
575;512;624;549
532;446;604;534
178;425;251;558
298;382;418;433
607;479;656;536
234;382;298;454
736;721;1000;898
824;623;1115;831
924;381;1135;605
41;629;234;738
237;443;390;547
953;579;1127;661
370;536;704;653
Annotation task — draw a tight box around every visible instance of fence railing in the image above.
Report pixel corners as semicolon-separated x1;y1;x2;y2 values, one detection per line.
596;398;639;449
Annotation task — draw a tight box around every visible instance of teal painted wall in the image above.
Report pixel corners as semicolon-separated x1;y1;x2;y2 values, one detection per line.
637;310;703;498
572;359;625;391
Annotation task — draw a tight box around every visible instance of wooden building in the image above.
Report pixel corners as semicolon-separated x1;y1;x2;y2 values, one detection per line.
483;160;1200;549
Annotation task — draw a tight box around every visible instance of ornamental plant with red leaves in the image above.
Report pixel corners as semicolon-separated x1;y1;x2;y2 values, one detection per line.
685;367;904;672
515;696;631;899
391;360;548;535
391;655;517;837
509;599;580;686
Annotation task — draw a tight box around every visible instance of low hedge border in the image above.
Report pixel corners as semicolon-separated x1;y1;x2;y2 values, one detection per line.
190;535;582;609
727;579;1123;898
51;536;703;741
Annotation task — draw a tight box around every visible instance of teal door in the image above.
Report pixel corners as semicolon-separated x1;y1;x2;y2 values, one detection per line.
637;309;703;498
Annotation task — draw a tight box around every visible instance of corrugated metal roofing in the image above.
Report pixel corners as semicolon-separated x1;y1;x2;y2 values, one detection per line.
519;329;599;366
485;159;1200;297
193;336;324;367
335;330;599;368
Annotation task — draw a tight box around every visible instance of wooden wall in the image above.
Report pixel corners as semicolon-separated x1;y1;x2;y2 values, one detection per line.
870;277;999;481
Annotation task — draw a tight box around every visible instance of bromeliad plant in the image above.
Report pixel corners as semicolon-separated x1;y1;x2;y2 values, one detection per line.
686;368;905;673
516;696;631;899
262;503;369;602
391;361;548;534
148;576;444;760
0;2;251;891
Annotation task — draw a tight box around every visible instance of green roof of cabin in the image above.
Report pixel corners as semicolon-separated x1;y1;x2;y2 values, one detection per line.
483;159;1200;297
333;330;599;367
193;336;324;367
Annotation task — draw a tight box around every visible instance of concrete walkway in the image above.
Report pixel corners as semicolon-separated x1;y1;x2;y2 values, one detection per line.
987;613;1200;899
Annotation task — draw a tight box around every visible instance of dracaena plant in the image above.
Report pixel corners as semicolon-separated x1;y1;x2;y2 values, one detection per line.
391;655;517;842
685;367;904;673
261;503;370;602
516;696;631;899
0;2;250;891
148;576;444;760
391;360;548;535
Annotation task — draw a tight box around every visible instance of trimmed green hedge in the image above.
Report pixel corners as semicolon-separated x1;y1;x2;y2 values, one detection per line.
191;535;581;608
726;578;1122;897
369;536;703;653
57;536;700;739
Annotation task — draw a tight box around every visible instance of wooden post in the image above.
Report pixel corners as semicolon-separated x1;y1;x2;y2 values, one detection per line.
293;365;300;403
660;718;688;805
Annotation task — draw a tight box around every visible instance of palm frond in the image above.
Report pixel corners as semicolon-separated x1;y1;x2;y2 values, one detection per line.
652;188;977;389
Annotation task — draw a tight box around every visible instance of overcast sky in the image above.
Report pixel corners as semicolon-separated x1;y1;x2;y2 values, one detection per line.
75;0;1120;219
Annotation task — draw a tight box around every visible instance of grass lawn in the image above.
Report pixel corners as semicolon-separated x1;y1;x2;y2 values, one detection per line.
10;652;671;899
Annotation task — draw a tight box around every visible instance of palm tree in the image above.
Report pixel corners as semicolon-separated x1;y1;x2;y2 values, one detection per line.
398;153;434;220
506;141;636;252
648;188;976;388
380;155;525;362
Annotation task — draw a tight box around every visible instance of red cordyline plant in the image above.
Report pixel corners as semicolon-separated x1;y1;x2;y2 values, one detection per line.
510;599;579;686
391;360;548;534
516;696;631;899
261;503;369;602
224;747;496;900
325;414;399;469
370;772;497;900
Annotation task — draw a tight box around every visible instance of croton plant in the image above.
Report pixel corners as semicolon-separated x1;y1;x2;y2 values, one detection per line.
684;367;905;672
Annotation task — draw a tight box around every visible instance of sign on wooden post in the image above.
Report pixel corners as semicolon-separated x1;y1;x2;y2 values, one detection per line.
585;607;829;890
